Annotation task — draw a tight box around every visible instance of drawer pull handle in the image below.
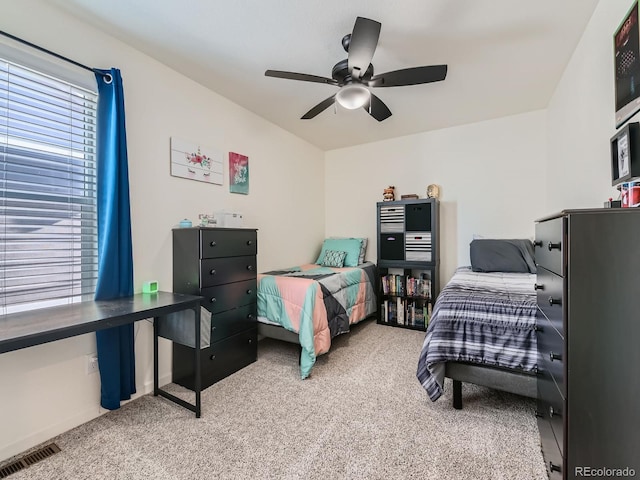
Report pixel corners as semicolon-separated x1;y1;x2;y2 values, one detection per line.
247;314;254;320
210;269;216;276
547;241;561;251
549;406;561;418
209;355;216;361
548;296;561;306
534;324;542;332
210;241;217;247
210;297;217;303
549;351;562;362
247;240;253;245
535;410;544;418
247;265;254;271
534;283;544;291
246;289;252;295
549;462;562;473
248;339;253;344
533;240;542;248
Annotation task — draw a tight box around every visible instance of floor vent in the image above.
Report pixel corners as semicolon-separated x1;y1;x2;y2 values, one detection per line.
0;443;61;478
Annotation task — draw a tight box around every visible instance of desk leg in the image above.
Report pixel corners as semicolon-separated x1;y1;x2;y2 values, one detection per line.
194;306;201;418
152;304;202;418
153;316;159;397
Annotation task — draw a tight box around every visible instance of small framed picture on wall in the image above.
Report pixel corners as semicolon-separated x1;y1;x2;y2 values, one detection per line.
611;122;640;185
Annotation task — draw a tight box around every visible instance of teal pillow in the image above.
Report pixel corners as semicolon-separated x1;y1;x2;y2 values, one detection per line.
321;250;346;268
330;237;368;264
315;238;362;267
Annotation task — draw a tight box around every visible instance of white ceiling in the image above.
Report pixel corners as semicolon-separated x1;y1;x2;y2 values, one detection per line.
47;0;600;151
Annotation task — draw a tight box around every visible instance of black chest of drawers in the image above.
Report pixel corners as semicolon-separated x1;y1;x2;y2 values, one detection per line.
534;208;640;480
171;227;258;390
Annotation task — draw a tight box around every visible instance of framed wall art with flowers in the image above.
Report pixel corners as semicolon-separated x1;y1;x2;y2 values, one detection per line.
229;152;249;194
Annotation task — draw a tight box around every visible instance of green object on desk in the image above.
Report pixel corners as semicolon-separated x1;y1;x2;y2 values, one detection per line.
143;280;159;294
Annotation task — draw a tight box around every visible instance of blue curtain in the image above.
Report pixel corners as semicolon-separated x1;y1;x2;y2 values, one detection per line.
94;68;135;410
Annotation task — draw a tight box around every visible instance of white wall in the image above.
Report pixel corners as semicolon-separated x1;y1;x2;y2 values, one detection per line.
325;110;548;284
0;0;325;461
546;0;633;211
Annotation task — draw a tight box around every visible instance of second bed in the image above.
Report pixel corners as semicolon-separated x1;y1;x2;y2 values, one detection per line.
416;264;538;408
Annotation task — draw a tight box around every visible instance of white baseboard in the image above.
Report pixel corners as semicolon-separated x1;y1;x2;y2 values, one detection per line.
0;373;173;463
0;406;102;462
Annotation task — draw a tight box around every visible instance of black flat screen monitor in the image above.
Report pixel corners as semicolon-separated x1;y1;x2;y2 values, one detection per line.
615;1;640;127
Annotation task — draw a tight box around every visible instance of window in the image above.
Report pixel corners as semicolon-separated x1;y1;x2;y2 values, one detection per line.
0;55;98;315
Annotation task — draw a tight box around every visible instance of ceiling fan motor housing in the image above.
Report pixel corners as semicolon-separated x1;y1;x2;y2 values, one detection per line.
332;59;373;85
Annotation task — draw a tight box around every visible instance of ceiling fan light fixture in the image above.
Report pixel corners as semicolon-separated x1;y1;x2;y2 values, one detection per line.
336;84;370;109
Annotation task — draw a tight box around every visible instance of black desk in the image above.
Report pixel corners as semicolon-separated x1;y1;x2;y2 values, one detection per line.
0;291;203;417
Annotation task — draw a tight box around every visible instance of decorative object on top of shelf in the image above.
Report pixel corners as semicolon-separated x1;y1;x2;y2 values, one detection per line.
614;1;640;128
198;213;218;227
604;198;623;208
401;194;419;199
215;210;244;227
170;137;224;185
611;122;640;185
426;184;441;199
619;181;640;207
179;218;192;228
229;152;249;194
382;185;395;202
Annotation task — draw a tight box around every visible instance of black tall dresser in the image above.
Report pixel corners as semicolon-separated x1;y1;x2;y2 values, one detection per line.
172;227;258;390
534;208;640;479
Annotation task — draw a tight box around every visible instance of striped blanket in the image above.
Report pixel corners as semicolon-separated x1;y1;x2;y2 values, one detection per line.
416;267;538;401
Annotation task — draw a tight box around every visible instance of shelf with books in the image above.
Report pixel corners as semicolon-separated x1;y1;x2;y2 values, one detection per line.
378;269;434;331
376;198;439;332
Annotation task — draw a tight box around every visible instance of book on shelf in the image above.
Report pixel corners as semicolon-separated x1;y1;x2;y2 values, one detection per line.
396;297;404;325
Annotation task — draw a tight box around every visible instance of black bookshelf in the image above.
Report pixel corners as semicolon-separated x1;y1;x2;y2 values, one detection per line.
376;199;439;331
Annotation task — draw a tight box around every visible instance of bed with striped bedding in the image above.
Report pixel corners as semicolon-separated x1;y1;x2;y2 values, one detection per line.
416;266;538;402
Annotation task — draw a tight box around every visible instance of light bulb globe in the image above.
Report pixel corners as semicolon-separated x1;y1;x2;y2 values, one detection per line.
336;84;370;110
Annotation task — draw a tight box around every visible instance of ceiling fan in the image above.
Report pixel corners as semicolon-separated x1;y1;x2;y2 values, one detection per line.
265;16;447;122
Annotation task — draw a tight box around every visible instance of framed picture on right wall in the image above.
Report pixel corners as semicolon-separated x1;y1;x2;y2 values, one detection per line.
615;1;640;127
611;122;640;185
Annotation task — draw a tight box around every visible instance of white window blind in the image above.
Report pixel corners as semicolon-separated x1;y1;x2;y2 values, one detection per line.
0;56;98;315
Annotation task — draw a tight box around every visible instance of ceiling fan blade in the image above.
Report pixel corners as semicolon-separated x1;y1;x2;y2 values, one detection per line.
369;65;448;87
301;94;336;119
265;70;338;86
348;17;381;80
364;93;392;122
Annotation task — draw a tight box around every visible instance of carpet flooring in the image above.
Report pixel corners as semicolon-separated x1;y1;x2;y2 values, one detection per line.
1;319;547;479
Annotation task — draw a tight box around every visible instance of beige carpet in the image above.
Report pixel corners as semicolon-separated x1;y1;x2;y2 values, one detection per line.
2;319;547;479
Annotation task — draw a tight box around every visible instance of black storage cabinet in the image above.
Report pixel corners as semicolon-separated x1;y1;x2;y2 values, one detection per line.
534;208;640;479
172;227;258;390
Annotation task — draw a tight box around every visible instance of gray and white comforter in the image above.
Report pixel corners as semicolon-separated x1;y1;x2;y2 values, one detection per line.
416;267;538;401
